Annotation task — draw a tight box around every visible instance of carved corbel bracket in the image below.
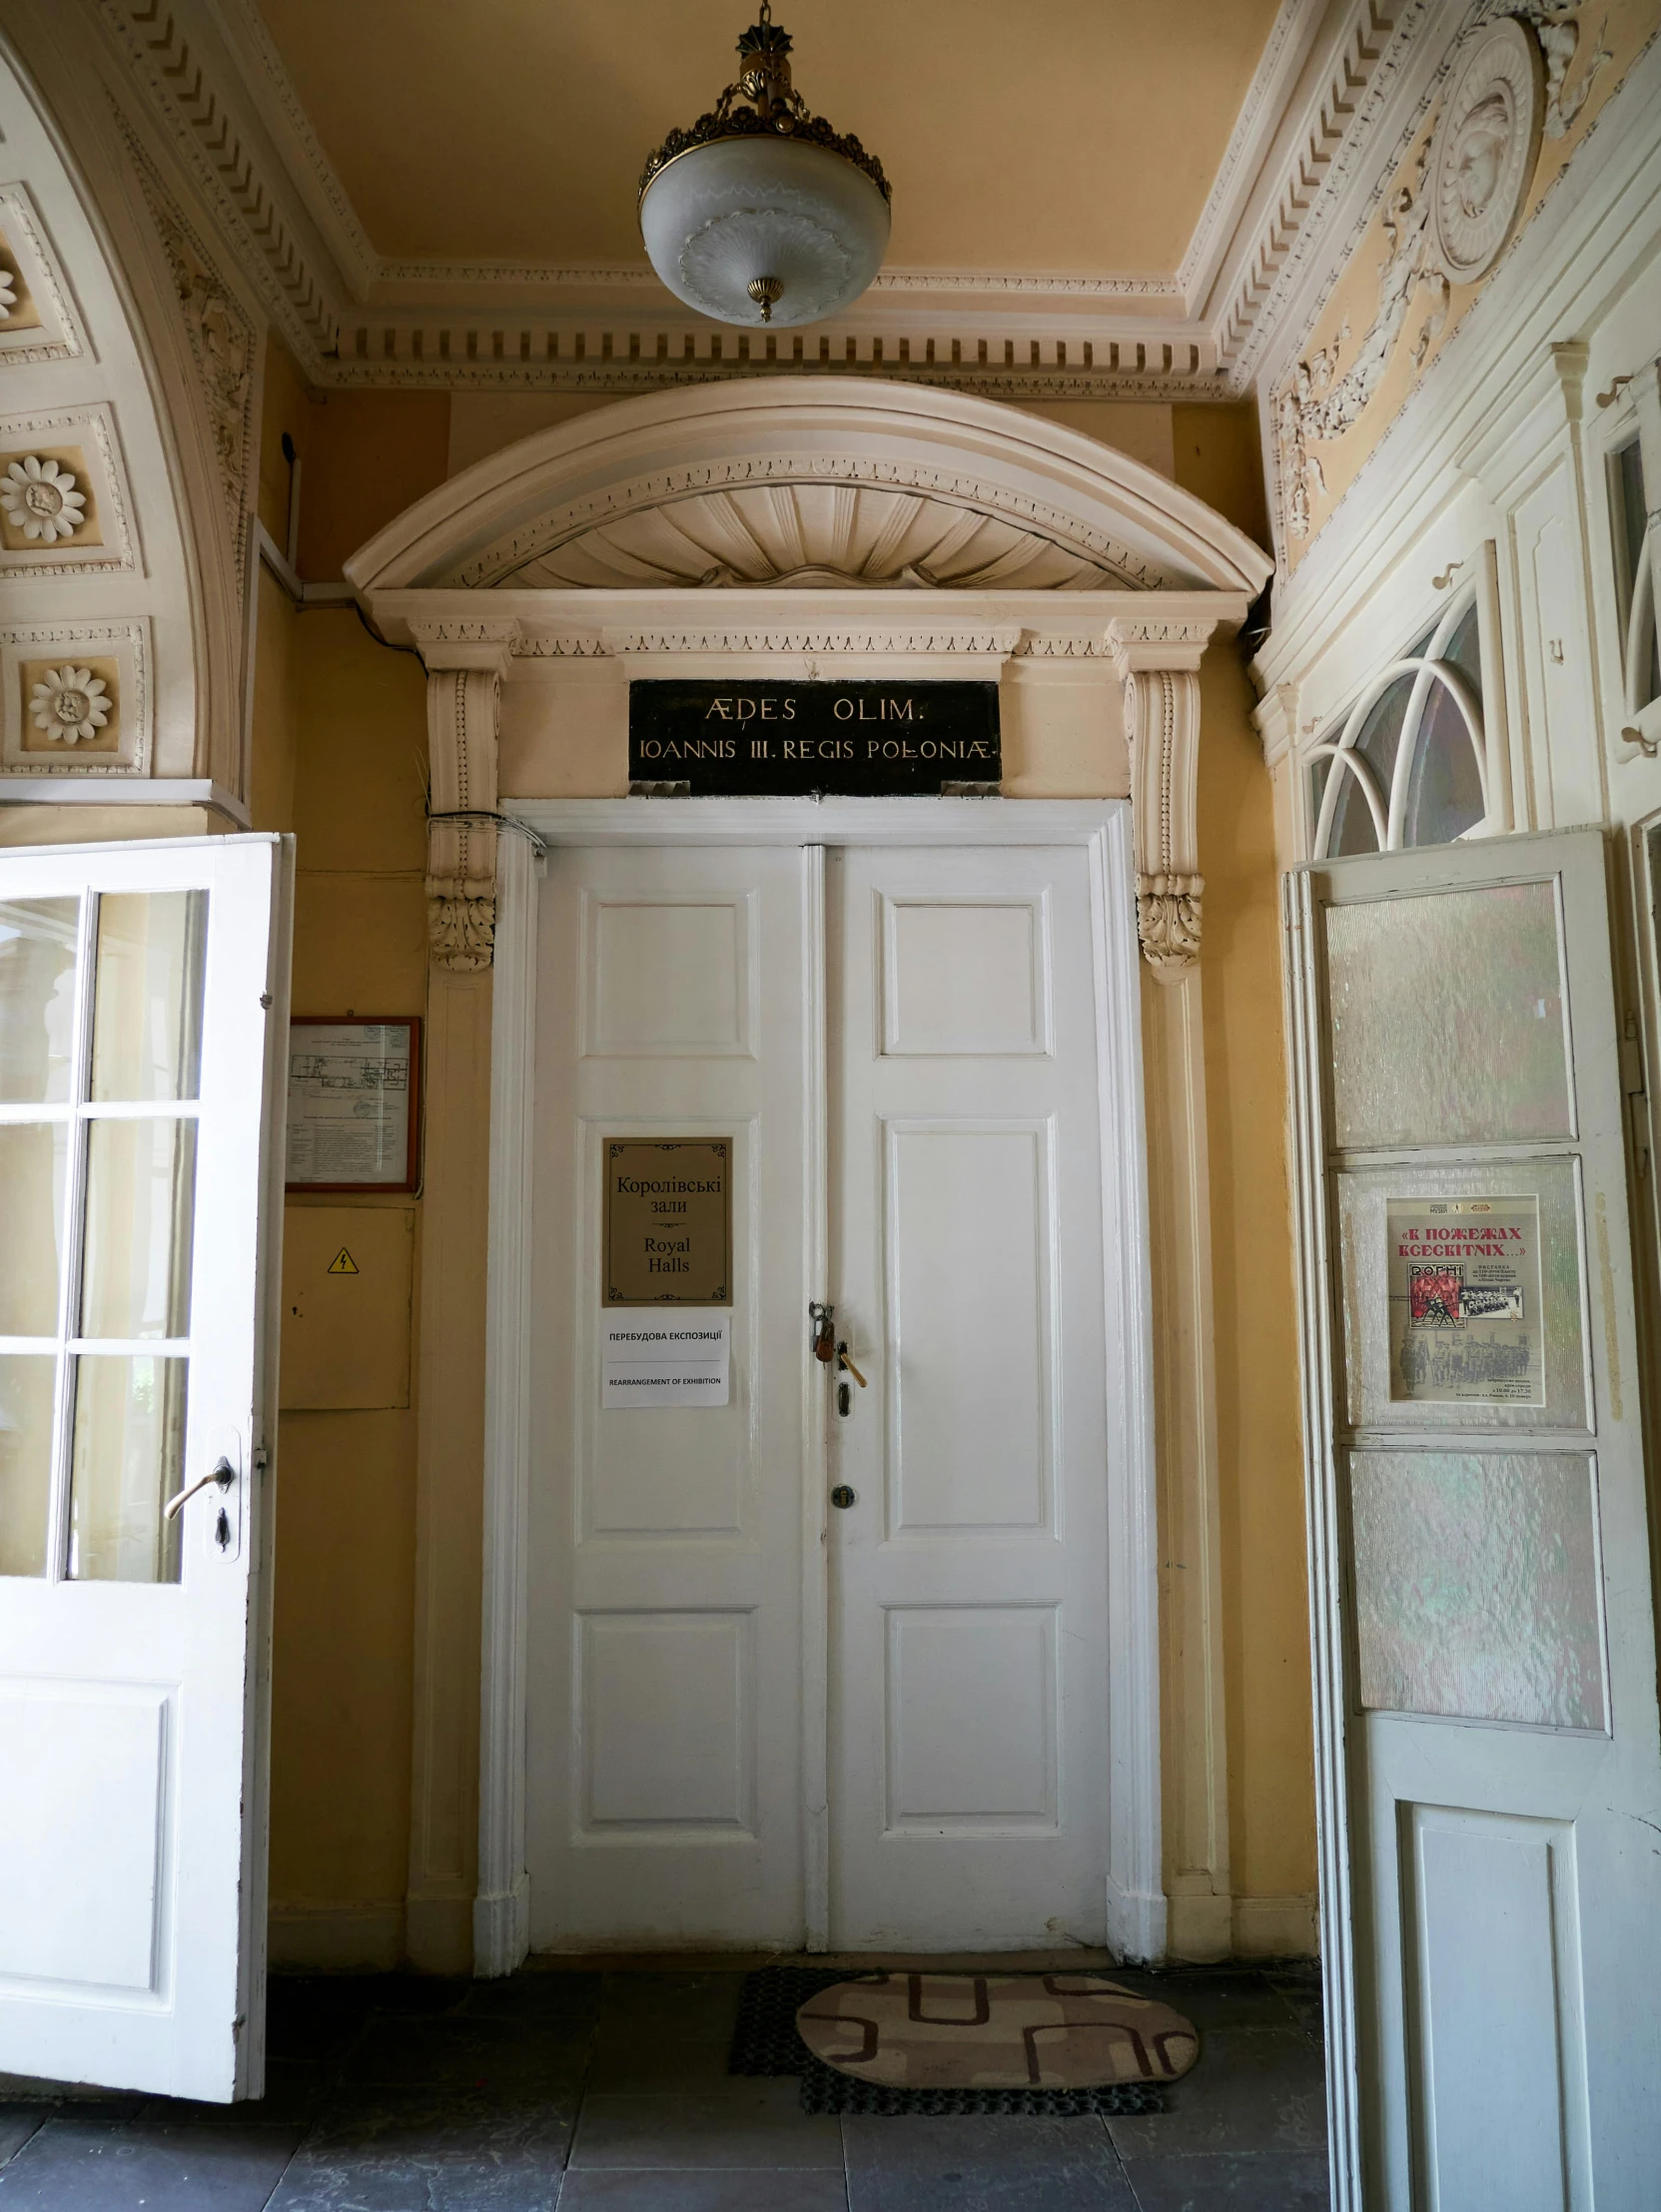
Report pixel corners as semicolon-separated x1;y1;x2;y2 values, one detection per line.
415;618;519;972
1107;617;1217;982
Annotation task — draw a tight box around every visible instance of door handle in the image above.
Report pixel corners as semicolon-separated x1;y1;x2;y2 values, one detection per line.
836;1341;868;1388
163;1457;235;1522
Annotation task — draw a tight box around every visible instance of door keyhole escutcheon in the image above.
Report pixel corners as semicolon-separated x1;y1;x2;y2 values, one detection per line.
830;1485;856;1509
838;1381;852;1416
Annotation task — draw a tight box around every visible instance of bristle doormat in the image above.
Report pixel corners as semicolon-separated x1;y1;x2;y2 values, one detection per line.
729;1967;1188;2115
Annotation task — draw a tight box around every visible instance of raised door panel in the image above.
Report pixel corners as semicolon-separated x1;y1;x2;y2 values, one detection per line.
526;845;808;1949
830;844;1114;1949
886;1120;1055;1536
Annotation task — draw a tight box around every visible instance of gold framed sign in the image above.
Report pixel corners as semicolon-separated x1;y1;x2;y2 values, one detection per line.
603;1137;732;1305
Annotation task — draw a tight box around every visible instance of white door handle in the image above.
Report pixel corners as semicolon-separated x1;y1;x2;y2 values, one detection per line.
163;1457;235;1522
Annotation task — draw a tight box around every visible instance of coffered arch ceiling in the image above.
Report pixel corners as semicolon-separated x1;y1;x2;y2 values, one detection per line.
345;380;1272;598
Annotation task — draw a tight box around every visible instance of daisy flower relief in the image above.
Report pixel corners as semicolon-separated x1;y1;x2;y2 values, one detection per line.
0;266;15;319
30;666;111;745
2;455;86;542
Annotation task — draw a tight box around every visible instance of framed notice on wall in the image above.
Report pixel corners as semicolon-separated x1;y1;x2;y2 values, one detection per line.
286;1018;421;1192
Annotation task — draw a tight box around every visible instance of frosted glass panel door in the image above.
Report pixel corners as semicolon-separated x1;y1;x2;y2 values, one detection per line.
1287;829;1661;2212
0;836;291;2102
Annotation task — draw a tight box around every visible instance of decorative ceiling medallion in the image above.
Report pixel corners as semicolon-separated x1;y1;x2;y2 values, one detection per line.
1428;18;1545;287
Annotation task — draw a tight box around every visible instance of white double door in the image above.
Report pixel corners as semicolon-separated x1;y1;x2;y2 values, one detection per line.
527;831;1129;1951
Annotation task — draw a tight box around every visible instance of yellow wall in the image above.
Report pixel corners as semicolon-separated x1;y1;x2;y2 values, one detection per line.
1176;404;1316;1922
250;338;451;1963
251;359;1315;1964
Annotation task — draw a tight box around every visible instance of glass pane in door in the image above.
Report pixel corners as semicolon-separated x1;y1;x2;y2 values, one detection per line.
0;1121;69;1335
90;891;207;1103
68;1354;187;1584
81;1118;198;1340
0;1352;56;1577
1324;883;1572;1148
0;897;78;1103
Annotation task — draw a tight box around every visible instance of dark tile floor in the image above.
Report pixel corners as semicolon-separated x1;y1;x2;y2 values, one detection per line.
0;1962;1329;2210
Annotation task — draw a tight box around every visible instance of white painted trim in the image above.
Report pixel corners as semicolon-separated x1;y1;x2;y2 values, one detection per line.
1283;864;1362;2211
474;829;539;1977
0;777;250;821
510;797;1136;849
799;845;831;1952
476;796;1163;1962
1092;808;1165;1962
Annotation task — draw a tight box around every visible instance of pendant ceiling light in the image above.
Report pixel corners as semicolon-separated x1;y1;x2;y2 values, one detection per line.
639;2;891;330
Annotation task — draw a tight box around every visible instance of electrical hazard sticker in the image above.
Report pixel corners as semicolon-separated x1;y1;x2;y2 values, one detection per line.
327;1247;359;1275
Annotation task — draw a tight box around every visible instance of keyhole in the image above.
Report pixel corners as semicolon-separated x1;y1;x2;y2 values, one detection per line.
838;1380;851;1416
215;1508;231;1551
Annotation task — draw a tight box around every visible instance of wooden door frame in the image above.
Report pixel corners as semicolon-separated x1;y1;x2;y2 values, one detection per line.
475;797;1159;1968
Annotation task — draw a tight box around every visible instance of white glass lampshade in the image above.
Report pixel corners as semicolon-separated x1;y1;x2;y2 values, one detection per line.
638;4;891;331
640;138;890;330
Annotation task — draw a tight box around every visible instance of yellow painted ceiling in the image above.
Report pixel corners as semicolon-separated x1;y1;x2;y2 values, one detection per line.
256;0;1283;273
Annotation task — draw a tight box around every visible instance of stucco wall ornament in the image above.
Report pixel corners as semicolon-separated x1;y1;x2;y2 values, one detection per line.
1429;18;1545;285
119;130;257;588
29;665;110;744
0;269;14;317
1273;9;1592;548
420;635;514;972
1;457;86;543
1106;616;1216;980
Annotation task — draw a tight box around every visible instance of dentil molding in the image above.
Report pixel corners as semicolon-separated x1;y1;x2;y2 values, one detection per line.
83;0;1435;403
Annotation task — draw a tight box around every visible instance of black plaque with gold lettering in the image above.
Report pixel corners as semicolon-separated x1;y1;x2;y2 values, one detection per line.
603;1137;732;1304
629;680;1000;796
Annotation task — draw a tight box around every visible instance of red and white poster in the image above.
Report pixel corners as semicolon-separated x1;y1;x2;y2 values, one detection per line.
1386;1195;1544;1405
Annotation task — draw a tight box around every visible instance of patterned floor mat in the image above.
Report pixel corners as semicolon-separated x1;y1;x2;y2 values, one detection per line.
728;1967;1170;2116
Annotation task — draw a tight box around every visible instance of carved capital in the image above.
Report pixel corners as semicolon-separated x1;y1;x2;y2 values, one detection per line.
423;659;503;971
1136;873;1204;977
1108;629;1207;981
425;874;496;972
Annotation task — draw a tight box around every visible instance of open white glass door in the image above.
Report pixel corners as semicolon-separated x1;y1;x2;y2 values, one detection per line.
0;834;292;2102
1288;827;1661;2211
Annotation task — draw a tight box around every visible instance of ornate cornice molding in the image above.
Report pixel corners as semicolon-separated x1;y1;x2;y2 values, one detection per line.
83;0;1438;404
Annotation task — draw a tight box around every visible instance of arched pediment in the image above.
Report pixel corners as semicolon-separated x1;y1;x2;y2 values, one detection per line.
345;379;1271;599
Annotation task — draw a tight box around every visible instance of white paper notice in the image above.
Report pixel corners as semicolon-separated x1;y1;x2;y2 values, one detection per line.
602;1308;730;1409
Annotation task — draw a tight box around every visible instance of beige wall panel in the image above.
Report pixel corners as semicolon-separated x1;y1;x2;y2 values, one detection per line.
269;1408;417;1919
999;661;1128;798
282;1206;415;1411
499;661;629;797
